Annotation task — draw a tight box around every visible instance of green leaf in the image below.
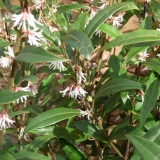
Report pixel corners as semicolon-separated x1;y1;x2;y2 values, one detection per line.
0;150;15;160
103;92;120;116
85;2;138;38
53;126;85;140
24;108;80;133
24;135;54;151
110;126;145;140
14;46;67;63
126;135;160;160
61;30;94;60
75;120;106;142
60;138;87;160
104;29;160;49
17;75;38;84
13;152;51;160
9;110;29;118
140;15;152;29
56;4;89;14
143;58;160;75
150;0;160;21
140;78;160;126
71;12;89;31
95;79;142;98
0;91;31;104
0;38;14;49
99;23;122;38
123;42;154;65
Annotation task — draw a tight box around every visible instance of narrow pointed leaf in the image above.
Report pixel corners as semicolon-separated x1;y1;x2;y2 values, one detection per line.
85;2;138;38
9;110;29;118
60;138;87;160
17;75;38;84
24;135;54;151
13;152;51;160
62;30;94;60
0;38;14;48
56;4;89;14
140;78;160;126
104;29;160;49
14;46;67;63
0;150;15;160
24;108;80;133
150;0;160;21
99;23;122;38
0;91;32;104
95;79;142;98
75;120;106;142
143;58;160;75
126;135;160;160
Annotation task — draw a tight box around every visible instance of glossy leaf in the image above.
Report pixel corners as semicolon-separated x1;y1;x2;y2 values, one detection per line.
56;4;89;14
17;75;38;84
24;135;54;151
60;138;87;160
85;2;138;38
24;108;80;133
126;135;160;160
0;91;32;104
13;152;51;160
95;79;142;98
0;150;15;160
104;29;160;49
150;0;160;21
14;46;67;63
53;126;85;140
61;30;94;60
140;78;160;126
75;120;106;142
99;23;122;38
143;58;160;75
9;110;29;118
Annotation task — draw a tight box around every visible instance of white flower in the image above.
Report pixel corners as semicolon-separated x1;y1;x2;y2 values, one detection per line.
49;26;59;32
19;126;25;137
0;109;15;130
10;33;17;42
12;8;42;31
14;86;30;103
27;81;37;96
75;68;86;84
112;16;123;28
0;46;15;68
145;0;151;3
60;83;87;99
157;28;160;31
138;50;149;62
25;29;43;46
69;84;88;99
79;108;92;120
98;0;109;10
156;53;160;58
33;0;45;9
115;115;121;122
139;90;145;103
49;61;66;72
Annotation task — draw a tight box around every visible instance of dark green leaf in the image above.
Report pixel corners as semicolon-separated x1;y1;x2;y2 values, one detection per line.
140;78;160;126
150;0;160;21
60;138;87;160
126;135;160;160
104;29;160;49
85;2;138;38
0;38;14;49
9;110;29;118
56;4;89;14
17;75;38;84
24;108;80;133
96;79;142;98
0;91;32;104
61;30;94;60
14;46;67;63
75;120;106;142
0;150;15;160
13;152;51;160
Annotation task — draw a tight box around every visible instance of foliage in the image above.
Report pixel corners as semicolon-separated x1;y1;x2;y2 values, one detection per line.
0;0;160;159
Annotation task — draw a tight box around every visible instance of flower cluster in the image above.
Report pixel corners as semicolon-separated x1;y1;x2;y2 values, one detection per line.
0;109;15;130
137;50;149;62
60;83;87;99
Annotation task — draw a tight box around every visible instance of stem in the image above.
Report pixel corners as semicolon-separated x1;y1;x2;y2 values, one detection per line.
95;139;102;160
